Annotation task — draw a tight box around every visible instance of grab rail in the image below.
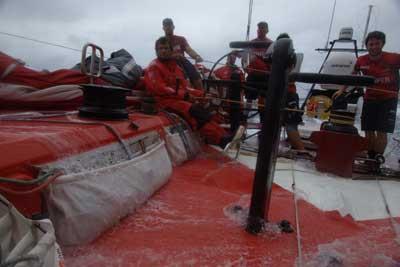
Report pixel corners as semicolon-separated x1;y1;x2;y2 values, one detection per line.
80;43;104;84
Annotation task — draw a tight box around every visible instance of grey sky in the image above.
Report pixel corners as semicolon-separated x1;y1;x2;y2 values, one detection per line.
0;0;398;80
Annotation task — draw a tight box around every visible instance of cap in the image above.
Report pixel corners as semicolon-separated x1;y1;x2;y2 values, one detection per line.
162;18;174;26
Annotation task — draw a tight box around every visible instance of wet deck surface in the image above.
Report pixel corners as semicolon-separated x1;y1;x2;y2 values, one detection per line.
63;147;400;266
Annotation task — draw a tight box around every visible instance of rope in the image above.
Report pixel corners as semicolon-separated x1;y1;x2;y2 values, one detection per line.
193;95;263;107
187;54;269;75
0;111;78;120
160;110;193;158
290;162;303;267
0;171;63;196
280;162;400;259
196;58;399;99
190;55;265;75
194;95;362;121
274;161;400;249
0;255;42;267
194;58;227;68
0;170;57;185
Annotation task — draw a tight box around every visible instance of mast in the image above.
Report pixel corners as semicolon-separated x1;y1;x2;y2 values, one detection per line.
325;0;337;49
245;0;254;41
361;5;373;49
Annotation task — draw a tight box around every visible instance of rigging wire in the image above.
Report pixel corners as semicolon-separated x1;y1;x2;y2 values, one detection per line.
0;29;238;72
0;30;110;69
0;31;81;52
291;162;303;267
376;177;400;245
0;30;389;117
361;5;374;50
0;31;392;105
324;0;337;49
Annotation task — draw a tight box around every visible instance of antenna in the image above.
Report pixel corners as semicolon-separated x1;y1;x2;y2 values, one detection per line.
361;5;373;49
325;0;337;49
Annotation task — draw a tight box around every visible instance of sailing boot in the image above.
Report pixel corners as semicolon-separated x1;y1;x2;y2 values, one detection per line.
365;150;377;172
374;153;385;173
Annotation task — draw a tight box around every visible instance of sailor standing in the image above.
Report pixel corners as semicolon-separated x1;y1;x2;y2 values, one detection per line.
333;31;400;163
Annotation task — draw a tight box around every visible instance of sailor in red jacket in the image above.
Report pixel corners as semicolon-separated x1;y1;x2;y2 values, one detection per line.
215;53;245;81
244;21;273;124
215;52;245;132
333;31;400;161
145;37;230;146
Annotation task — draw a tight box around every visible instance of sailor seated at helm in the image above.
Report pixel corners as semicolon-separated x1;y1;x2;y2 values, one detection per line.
144;36;233;148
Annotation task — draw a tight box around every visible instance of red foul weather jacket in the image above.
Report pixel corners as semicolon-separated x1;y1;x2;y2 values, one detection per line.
145;58;227;145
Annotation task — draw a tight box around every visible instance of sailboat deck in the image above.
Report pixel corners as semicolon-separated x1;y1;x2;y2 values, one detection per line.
63;147;400;266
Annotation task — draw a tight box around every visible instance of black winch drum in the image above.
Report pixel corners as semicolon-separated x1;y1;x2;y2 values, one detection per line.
79;84;131;119
329;109;356;126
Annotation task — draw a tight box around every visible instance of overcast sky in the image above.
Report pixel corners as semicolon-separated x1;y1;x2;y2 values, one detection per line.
0;0;399;82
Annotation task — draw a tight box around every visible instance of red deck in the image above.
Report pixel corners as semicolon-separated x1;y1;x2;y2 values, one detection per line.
63;147;400;267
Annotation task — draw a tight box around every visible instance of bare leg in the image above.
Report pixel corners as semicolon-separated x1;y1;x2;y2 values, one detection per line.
192;78;204;90
375;131;388;154
365;131;376;152
244;99;253;118
287;130;305;150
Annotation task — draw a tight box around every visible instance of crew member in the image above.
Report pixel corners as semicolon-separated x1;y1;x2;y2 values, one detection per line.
278;33;305;151
145;37;231;147
244;21;273;124
162;18;204;90
215;52;245;133
333;31;400;162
